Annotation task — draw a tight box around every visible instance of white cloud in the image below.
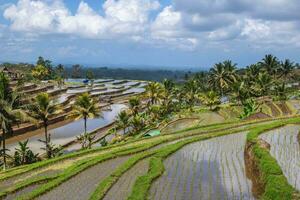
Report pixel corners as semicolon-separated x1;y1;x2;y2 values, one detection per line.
2;0;300;51
4;0;160;39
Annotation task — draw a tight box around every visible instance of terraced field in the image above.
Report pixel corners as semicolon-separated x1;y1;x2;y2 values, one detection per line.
1;116;300;200
259;125;300;190
149;132;254;200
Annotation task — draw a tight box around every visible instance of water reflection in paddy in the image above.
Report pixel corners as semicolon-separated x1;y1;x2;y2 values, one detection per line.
259;125;300;190
7;104;127;154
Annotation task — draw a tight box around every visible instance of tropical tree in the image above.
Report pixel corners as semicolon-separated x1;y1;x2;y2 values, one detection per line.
259;54;280;78
245;64;261;83
31;65;49;80
69;93;101;149
274;82;288;101
251;72;273;97
14;140;39;166
240;98;260;119
28;93;61;158
278;59;295;80
0;72;33;169
129;114;145;135
144;82;164;105
128;96;140;116
230;81;250;105
193;71;209;92
183;80;198;110
208;61;236;96
115;110;130;135
55;64;65;78
199;90;221;111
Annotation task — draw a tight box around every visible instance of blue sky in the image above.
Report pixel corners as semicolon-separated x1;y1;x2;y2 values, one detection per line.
1;0;300;70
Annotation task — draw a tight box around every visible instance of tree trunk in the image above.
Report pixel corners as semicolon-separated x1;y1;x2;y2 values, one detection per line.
2;129;6;170
44;121;49;158
84;116;87;135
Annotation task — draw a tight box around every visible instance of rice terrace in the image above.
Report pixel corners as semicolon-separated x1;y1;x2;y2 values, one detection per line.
1;0;300;199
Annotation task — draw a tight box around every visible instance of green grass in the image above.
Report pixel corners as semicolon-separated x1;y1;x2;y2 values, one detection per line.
127;157;164;200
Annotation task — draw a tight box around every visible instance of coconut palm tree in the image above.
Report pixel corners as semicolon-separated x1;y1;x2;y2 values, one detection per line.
69;93;101;149
28;93;61;158
115;110;130;135
163;79;175;95
278;59;295;80
128;97;140;116
251;72;273;97
230;81;250;105
209;61;234;96
259;54;280;78
130;114;144;134
223;60;238;82
144;82;164;105
183;79;199;110
199;91;221;111
0;72;33;169
245;64;261;83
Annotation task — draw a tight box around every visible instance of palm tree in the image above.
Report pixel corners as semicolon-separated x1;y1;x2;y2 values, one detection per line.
0;72;33;169
259;54;280;78
245;64;261;83
278;59;295;80
193;71;209;91
144;82;164;105
230;81;250;105
251;72;273;97
183;80;198;110
162;79;174;114
209;61;235;96
69;93;101;149
199;91;221;110
115;110;130;135
128;97;140;116
163;79;175;95
28;93;61;158
274;82;287;101
130;114;144;135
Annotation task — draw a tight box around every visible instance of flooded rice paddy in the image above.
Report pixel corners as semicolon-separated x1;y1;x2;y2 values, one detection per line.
7;104;127;154
37;156;130;200
150;132;255;200
103;159;149;200
259;125;300;191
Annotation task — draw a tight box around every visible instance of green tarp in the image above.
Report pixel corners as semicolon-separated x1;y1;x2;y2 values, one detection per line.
144;129;161;137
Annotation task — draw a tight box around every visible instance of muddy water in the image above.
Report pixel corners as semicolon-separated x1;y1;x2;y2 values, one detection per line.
150;132;255;200
6;104;127;154
259;125;300;190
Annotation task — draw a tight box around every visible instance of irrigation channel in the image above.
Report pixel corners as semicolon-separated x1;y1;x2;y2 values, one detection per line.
259;125;300;191
6;104;127;154
150;132;255;200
